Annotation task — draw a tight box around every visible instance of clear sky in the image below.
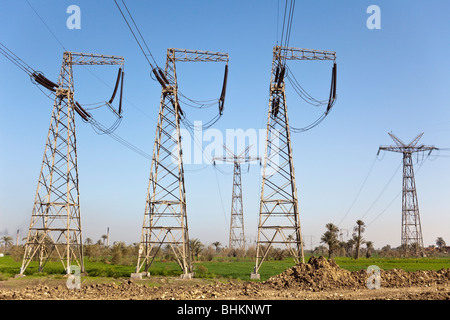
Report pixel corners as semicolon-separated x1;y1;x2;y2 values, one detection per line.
0;0;449;250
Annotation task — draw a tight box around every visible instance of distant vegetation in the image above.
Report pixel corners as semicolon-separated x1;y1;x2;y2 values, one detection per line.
0;234;449;281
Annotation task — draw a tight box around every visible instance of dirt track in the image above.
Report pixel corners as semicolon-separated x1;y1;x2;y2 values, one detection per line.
1;257;449;300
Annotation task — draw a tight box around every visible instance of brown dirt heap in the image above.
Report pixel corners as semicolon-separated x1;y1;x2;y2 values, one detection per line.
266;256;361;291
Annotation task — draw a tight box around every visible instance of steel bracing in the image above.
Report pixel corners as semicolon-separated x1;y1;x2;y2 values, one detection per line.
213;145;260;250
253;46;336;276
136;48;228;277
19;52;124;275
378;132;438;256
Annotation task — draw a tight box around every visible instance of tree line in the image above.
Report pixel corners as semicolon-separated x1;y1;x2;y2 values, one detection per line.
0;226;448;264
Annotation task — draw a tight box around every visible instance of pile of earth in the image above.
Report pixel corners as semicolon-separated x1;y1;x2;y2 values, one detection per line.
264;256;450;292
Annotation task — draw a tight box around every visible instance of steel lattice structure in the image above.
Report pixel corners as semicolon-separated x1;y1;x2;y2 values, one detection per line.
378;132;438;256
213;145;260;250
252;46;336;278
135;48;228;278
18;51;124;275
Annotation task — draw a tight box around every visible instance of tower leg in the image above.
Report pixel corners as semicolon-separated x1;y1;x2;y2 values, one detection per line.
19;53;84;275
253;49;304;277
135;53;192;278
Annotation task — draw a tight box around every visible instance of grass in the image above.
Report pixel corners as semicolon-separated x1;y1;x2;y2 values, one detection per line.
333;256;450;272
192;257;297;281
1;254;449;282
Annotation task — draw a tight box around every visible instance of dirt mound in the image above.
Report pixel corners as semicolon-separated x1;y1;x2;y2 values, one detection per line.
265;256;361;291
377;268;450;288
265;256;450;292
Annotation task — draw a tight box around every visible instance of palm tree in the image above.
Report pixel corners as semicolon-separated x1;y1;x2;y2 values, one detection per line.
85;238;93;245
353;220;366;259
1;236;13;249
436;237;446;251
190;238;203;261
101;235;108;246
320;223;339;259
346;238;355;257
212;241;221;253
365;241;374;258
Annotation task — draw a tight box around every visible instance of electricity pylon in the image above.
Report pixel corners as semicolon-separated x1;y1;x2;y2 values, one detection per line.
18;52;124;275
378;132;438;256
135;48;228;279
213;145;260;250
252;46;336;279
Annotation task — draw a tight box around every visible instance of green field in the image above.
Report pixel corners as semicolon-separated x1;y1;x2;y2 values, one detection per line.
1;255;449;282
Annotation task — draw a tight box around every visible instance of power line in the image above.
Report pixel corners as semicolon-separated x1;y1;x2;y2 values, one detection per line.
337;155;378;227
114;0;157;70
279;0;296;55
21;2;160;161
120;0;159;68
0;42;35;76
214;167;231;236
25;0;67;51
359;160;402;221
114;1;226;130
366;156;429;227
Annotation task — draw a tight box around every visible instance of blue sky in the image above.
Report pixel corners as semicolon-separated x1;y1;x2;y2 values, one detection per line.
0;0;449;250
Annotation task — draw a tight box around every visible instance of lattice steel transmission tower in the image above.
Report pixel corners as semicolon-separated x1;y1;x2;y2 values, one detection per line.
213;145;260;250
252;46;337;279
18;52;124;275
378;132;438;256
135;48;228;279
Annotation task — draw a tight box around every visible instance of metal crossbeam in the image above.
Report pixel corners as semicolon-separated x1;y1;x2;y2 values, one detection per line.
275;46;336;61
69;52;124;66
171;48;229;63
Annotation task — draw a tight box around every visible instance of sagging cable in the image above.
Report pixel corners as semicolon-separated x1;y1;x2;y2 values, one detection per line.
109;67;122;104
218;64;228;115
152;68;167;89
74;101;92;122
277;65;285;87
271;97;280;118
118;70;124;115
31;72;58;92
326;62;337;115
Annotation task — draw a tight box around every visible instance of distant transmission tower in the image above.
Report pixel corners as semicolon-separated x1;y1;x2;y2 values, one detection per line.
134;48;228;279
378;132;438;256
252;46;337;279
213;145;260;250
18;51;124;275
